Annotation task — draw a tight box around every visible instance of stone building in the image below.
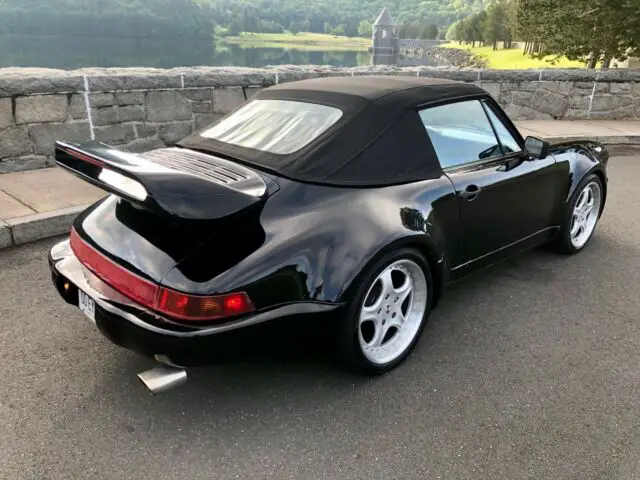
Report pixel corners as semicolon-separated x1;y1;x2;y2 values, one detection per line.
371;8;398;66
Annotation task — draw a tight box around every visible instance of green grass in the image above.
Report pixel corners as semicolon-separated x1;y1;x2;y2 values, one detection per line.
222;32;370;51
441;42;588;69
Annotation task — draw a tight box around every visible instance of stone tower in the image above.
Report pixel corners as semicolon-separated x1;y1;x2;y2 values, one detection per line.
371;8;398;66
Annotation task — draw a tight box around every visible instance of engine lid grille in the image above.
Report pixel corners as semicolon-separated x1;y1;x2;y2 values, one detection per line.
140;147;266;197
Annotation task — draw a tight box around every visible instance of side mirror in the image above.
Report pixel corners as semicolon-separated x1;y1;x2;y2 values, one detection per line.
524;136;550;159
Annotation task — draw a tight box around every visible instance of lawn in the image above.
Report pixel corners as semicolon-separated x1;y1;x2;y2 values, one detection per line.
222;32;371;51
441;42;588;69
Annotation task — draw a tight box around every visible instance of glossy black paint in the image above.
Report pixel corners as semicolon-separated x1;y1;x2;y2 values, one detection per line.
52;89;609;335
55;141;277;220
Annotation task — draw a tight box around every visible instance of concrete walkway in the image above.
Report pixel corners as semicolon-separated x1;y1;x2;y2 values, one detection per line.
1;119;639;250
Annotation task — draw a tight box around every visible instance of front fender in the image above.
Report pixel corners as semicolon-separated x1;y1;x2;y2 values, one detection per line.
550;140;608;209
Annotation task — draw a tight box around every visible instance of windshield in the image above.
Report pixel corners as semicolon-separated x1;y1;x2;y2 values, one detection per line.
199;99;343;155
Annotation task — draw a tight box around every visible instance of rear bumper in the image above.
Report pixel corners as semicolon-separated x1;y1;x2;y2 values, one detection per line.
49;239;341;365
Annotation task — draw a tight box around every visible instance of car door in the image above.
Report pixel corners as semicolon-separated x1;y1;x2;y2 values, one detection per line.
418;97;563;269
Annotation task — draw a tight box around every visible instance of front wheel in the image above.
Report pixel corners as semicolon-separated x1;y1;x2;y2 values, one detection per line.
337;248;433;374
553;174;604;254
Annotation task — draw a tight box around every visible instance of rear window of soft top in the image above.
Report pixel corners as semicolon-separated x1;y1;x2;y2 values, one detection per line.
199;99;343;155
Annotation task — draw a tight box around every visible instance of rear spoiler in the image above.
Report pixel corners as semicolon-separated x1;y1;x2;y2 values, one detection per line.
54;141;275;221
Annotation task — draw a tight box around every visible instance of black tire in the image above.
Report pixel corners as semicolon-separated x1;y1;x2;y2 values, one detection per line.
336;247;433;375
552;173;603;254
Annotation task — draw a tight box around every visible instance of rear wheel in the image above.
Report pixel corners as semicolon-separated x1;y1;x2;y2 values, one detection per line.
553;174;603;254
338;248;432;374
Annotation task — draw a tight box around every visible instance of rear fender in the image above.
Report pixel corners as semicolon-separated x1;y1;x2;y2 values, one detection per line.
336;230;449;310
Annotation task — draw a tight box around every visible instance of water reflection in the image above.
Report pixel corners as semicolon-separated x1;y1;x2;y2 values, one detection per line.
0;34;371;69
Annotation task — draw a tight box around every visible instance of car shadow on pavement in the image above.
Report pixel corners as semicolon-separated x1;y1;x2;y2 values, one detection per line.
91;231;635;429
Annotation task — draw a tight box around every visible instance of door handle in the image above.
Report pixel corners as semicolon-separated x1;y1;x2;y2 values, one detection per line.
459;184;481;201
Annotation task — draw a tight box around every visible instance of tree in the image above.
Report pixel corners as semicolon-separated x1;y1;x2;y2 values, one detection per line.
483;0;509;50
323;21;333;34
516;0;640;68
358;20;372;37
333;24;346;36
288;20;301;35
420;23;439;39
446;19;464;41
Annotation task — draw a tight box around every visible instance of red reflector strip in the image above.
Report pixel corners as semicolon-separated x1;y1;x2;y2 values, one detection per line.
61;148;105;168
69;228;255;321
70;228;158;308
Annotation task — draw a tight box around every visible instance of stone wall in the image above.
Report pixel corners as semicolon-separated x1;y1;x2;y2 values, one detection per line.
1;65;639;173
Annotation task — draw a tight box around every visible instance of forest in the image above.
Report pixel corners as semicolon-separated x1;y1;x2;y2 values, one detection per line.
446;0;640;67
0;0;638;68
0;0;482;39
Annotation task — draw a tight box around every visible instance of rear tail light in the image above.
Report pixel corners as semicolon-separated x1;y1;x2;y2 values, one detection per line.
156;289;254;321
69;228;254;321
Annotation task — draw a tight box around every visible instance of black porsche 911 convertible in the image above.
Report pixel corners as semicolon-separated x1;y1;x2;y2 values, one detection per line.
49;75;608;392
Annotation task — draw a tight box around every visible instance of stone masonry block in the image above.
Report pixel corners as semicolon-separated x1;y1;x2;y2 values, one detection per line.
115;92;145;105
180;89;212;101
212;87;246;114
531;89;569;117
29;122;90;155
0;97;12;130
92;107;118;126
610;83;633;95
88;73;182;92
94;124;136;144
538;81;574;95
591;95;634;112
0;155;49;173
117;105;145;122
158;122;192;145
15;95;68;124
89;93;114;108
0;126;31;158
192;102;212;114
511;91;535;106
146;91;192;122
569;93;591;110
517;81;540;92
69;94;88;119
0;73;84;96
135;123;158;139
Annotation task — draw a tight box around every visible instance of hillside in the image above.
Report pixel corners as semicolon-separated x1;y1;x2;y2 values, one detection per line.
0;0;484;38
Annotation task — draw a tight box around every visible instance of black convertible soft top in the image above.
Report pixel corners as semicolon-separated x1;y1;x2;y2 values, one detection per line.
178;75;487;186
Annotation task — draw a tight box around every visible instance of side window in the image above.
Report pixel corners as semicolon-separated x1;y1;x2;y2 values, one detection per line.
418;100;503;169
483;102;522;154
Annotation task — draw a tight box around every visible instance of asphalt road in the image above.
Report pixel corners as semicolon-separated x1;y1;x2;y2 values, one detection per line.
2;155;640;480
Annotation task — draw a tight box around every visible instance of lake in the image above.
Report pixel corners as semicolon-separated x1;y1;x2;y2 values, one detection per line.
0;34;374;70
0;34;449;70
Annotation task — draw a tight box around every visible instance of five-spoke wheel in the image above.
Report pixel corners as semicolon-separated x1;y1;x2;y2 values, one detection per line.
358;259;427;365
554;173;604;254
338;248;432;374
569;180;602;249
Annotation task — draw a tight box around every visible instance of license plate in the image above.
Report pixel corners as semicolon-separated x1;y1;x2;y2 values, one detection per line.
78;289;96;323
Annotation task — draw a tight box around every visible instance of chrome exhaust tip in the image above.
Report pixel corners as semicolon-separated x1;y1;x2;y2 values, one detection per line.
137;365;188;394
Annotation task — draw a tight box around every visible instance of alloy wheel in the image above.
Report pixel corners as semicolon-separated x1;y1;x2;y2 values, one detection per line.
357;259;428;365
570;181;602;249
